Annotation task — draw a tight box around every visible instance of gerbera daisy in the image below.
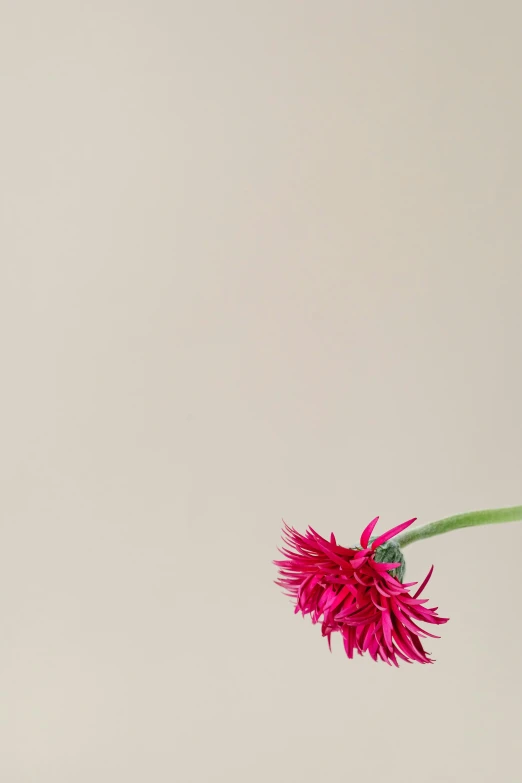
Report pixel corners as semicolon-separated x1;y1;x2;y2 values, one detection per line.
274;516;448;666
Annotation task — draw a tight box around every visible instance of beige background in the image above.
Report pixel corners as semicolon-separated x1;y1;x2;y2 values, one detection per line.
1;2;521;781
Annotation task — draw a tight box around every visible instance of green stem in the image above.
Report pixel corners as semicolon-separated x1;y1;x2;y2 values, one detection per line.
396;505;522;549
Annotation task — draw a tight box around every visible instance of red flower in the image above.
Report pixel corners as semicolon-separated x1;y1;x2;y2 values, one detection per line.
274;517;448;666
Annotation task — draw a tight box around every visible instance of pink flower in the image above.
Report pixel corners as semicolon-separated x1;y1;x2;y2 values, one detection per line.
274;516;448;666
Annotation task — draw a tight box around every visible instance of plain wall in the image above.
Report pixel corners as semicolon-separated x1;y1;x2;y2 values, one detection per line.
1;2;521;781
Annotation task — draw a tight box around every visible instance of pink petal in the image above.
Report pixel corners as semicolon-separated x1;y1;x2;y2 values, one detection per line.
394;607;441;639
350;555;369;569
371;560;403;573
362;621;376;650
391;624;425;664
360;516;380;548
413;565;434;598
381;611;394;650
325;584;353;613
370;517;417;550
343;628;355;658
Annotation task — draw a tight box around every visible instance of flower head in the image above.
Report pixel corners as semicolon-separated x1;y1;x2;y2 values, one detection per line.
274;517;448;666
